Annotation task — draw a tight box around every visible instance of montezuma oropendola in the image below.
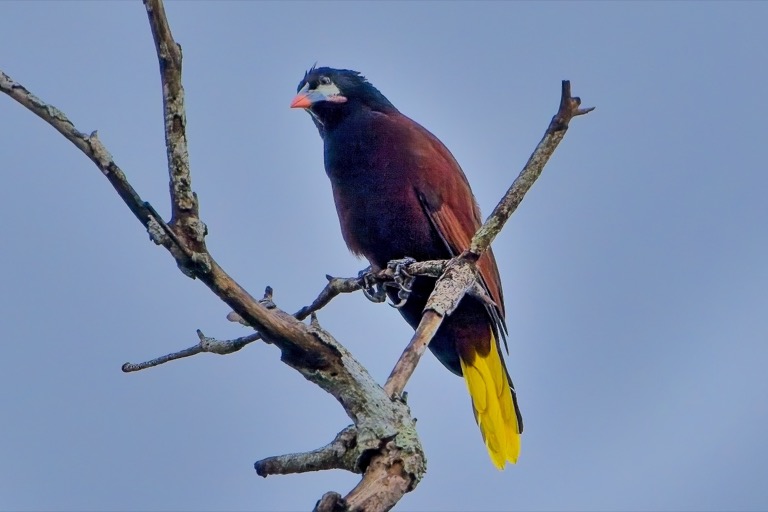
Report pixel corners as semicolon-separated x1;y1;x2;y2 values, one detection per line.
291;67;523;468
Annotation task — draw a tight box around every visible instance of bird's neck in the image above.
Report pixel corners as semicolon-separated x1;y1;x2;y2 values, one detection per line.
310;102;355;133
322;110;381;179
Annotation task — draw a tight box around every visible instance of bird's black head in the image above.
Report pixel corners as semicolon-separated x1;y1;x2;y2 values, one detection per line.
290;66;397;134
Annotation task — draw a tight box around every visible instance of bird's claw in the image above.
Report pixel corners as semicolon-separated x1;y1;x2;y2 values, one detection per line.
389;290;410;309
358;266;386;303
385;257;417;308
363;285;387;303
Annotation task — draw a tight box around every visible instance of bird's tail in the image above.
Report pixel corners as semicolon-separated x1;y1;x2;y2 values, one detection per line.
459;331;521;469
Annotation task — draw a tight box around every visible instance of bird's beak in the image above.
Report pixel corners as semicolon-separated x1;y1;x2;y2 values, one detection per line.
290;82;347;109
290;92;313;109
290;82;319;109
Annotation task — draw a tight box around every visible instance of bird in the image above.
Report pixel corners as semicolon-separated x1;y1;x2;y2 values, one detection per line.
290;66;522;468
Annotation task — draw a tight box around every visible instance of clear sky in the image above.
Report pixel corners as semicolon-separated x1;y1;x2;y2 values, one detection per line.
1;1;766;511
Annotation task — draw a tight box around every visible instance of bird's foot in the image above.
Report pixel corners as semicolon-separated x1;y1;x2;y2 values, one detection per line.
385;257;417;308
358;265;386;303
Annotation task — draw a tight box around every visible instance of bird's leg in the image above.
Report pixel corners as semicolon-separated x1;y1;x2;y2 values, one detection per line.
385;257;417;308
358;265;386;303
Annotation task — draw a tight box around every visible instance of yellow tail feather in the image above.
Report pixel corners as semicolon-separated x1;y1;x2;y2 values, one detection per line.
459;332;521;469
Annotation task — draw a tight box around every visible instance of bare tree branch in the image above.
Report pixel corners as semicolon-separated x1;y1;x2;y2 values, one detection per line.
469;81;594;257
120;329;259;372
144;0;202;250
0;73;157;239
256;426;360;476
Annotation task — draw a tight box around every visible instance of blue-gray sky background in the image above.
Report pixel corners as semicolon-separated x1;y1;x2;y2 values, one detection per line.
1;2;766;510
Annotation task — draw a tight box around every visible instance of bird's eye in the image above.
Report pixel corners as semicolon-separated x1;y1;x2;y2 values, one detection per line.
319;76;331;86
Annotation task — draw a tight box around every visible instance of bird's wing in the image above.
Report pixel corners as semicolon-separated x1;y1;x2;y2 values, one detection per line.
394;114;521;459
402;118;508;338
417;190;508;338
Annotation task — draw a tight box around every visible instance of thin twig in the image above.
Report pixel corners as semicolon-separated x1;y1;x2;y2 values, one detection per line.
470;80;594;256
123;288;274;372
121;331;260;372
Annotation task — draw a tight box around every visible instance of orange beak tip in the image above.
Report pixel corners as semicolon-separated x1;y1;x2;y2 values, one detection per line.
290;94;312;109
